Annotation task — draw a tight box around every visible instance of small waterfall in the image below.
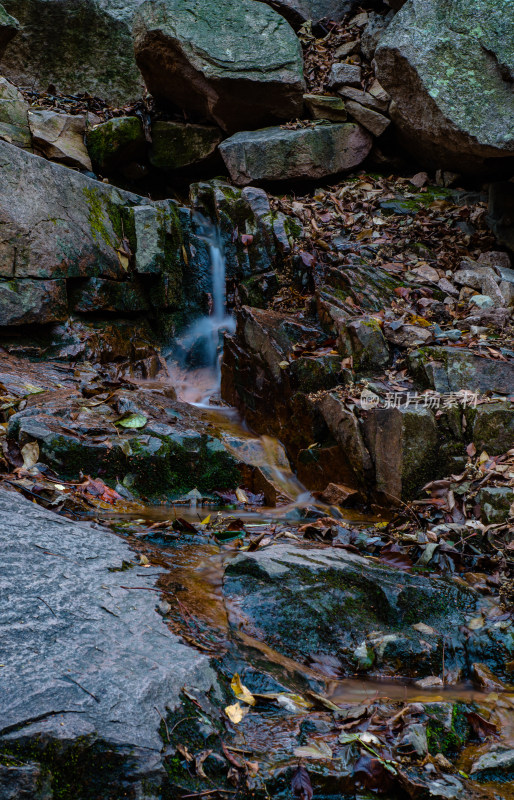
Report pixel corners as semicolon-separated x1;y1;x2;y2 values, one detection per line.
167;218;235;405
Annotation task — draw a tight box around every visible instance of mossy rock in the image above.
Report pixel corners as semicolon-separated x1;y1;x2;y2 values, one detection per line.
87;116;145;171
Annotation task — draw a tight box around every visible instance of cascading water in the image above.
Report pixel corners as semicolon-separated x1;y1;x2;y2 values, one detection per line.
167;217;235;406
167;214;309;504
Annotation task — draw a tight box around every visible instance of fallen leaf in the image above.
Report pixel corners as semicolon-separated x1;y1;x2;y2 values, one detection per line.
291;765;313;800
115;413;148;429
224;702;248;724
294;739;332;760
231;674;256;706
21;441;39;470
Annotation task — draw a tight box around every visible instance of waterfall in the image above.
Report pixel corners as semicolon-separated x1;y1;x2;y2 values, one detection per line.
167;218;235;405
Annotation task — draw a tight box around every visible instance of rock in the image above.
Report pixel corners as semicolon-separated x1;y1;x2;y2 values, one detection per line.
0;279;67;325
346;316;390;371
469;294;494;309
409;346;514;395
257;0;362;27
478;250;512;271
149;121;222;169
361;10;394;61
133;0;305;132
71;277;150;313
328;62;362;89
488;181;514;253
0;0;144;105
86;116;146;172
478;486;514;522
219;123;372;185
304;93;347;122
320;482;358;505
0;74;30;148
317;393;373;487
344;99;391;136
27;109;92;170
223;543;483;678
374;0;514;172
472;401;514;456
0;488;218;798
338;85;389;113
471;662;513;691
396;723;428;757
384;323;434;347
0;2;18;56
362;406;439;501
470;748;514;781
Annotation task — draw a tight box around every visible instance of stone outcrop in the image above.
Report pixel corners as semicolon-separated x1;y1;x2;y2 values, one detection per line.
0;75;30;148
149;121;222;169
219;123;372;184
374;0;514;172
86;116;146;174
0;488;218;798
28;109;92;170
133;0;305;132
0;0;144;105
0;142;290;327
259;0;363;27
0;2;18;56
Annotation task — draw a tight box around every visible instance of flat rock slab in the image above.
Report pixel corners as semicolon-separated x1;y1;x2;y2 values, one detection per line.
0;489;216;798
224;543;513;680
219;123;372;185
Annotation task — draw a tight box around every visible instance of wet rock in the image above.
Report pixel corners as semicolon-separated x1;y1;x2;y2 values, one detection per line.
396;723;428;758
0;74;29;149
362;406;439;502
0;3;18;56
344;99;391;136
219;123;372;185
133;0;304;133
374;0;514;172
0;488;218;798
223;543;484;679
28;109;91;170
472;401;514;455
149;121;222;169
304;93;348;122
470;748;514;782
86;116;146;173
70;277;151;313
409;346;514;395
0;278;67;326
317;392;373;487
477;486;514;523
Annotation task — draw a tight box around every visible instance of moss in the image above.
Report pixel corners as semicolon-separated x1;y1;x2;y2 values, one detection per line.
426;703;470;757
87;116;144;170
82;187;135;252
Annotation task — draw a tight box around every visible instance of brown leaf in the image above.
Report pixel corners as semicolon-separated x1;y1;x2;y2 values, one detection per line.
465;711;497;741
291;765;313;800
241;234;254;246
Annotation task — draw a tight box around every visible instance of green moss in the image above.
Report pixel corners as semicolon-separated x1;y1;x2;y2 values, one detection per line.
426;703;470;756
87;116;144;170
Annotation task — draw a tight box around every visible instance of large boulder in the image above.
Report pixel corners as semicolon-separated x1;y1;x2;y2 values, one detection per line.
219;122;372;184
374;0;514;172
0;488;218;798
0;0;144;104
0;2;18;56
133;0;305;132
0;74;30;148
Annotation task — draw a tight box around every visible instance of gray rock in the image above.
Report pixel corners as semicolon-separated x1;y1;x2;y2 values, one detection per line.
0;0;145;105
409;346;514;395
338;85;389;113
28;108;92;170
469;294;495;308
133;0;305;132
149;120;222;169
361;10;394;61
219;123;372;185
470;747;514;780
477;486;514;523
344;99;391;136
0;74;30;148
0;278;67;325
0;2;18;56
328;62;362;89
346;316;390;370
488;181;514;253
375;0;514;172
362;406;439;501
317;392;373;487
86;116;146;172
304;93;348;122
0;489;217;797
223;543;481;678
473;401;514;456
396;723;428;757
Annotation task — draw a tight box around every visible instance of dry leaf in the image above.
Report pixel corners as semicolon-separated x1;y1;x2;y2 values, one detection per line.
21;441;39;470
224;702;248;724
230;673;256;706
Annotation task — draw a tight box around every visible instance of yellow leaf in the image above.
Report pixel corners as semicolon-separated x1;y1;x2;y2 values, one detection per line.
224;702;247;724
116;250;129;270
478;451;489;464
200;514;211;525
467;616;484;630
235;488;249;504
21;441;39;470
278;360;289;369
231;673;256;706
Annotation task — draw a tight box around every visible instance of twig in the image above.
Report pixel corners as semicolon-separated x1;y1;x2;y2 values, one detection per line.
154;705;170;742
168;715;197;737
